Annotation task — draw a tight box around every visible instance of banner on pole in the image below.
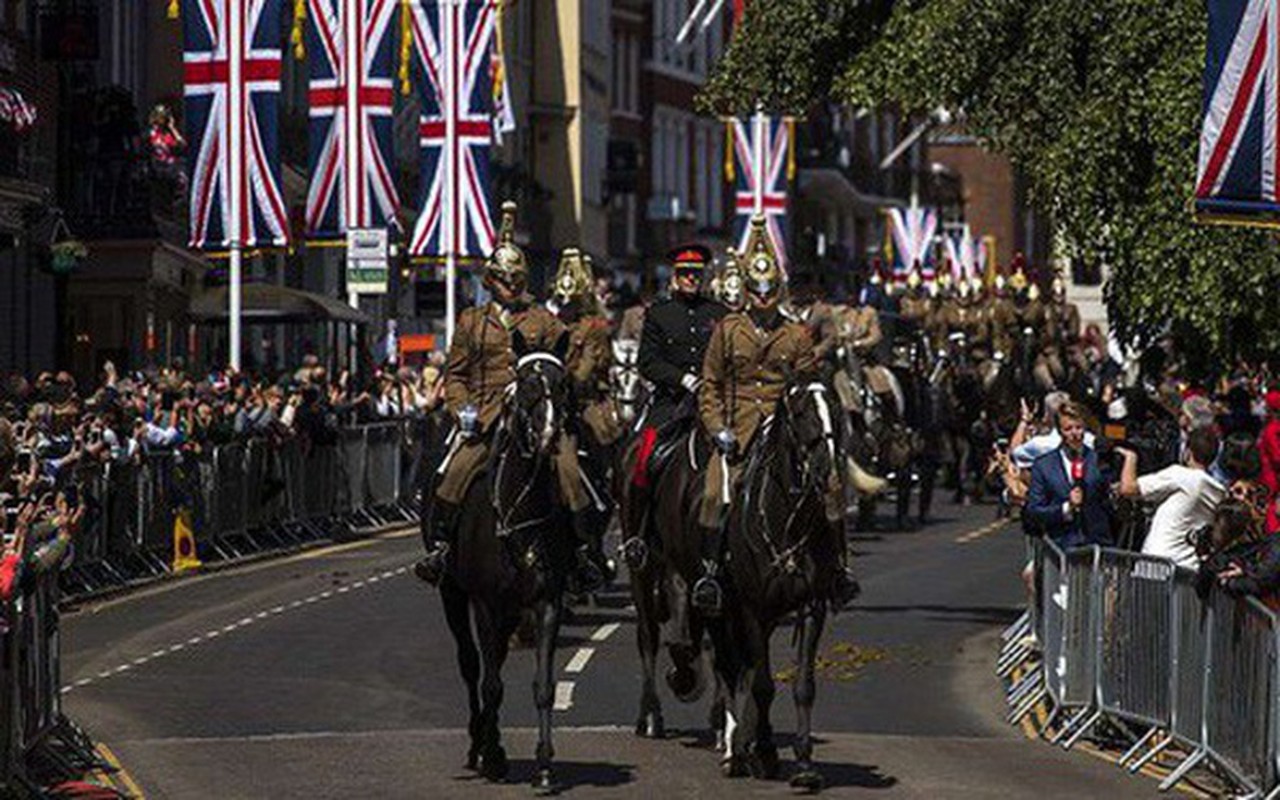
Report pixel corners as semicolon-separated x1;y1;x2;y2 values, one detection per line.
304;0;403;240
885;206;938;282
1195;0;1280;225
182;0;291;250
408;0;498;261
730;115;790;267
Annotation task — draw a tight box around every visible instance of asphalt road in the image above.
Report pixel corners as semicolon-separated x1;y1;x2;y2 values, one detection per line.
61;498;1168;798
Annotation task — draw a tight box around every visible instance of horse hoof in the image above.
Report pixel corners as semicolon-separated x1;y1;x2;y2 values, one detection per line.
665;665;705;703
635;713;665;739
465;749;480;771
722;755;749;779
532;768;559;796
750;747;781;780
790;770;824;794
480;747;509;782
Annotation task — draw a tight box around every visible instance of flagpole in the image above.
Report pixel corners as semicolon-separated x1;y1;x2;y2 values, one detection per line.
228;0;244;372
344;0;361;373
444;0;458;346
752;105;765;218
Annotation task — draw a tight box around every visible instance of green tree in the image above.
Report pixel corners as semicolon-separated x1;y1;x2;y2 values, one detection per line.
702;0;1280;364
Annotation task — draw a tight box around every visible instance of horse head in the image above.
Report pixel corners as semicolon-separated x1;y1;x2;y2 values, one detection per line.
508;329;570;457
780;377;841;492
610;338;646;424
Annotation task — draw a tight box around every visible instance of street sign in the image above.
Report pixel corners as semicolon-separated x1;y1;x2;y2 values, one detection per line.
347;228;388;295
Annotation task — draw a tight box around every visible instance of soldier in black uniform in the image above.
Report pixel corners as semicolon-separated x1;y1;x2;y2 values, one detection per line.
620;245;727;567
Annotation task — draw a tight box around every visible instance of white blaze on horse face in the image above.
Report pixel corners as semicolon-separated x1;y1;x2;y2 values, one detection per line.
809;383;836;470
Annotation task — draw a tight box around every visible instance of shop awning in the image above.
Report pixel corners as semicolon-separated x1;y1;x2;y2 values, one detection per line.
189;283;373;325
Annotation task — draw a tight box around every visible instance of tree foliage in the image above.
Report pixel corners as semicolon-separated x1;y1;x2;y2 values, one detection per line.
701;0;1280;362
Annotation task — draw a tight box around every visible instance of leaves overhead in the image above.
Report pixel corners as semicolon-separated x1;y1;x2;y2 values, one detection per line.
702;0;1280;362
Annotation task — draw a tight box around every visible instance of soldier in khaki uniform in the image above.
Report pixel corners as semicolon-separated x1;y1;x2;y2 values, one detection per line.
417;203;599;590
898;265;932;332
690;218;857;614
987;274;1021;358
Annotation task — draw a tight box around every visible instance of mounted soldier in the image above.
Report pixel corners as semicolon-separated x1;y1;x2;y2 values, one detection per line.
549;247;620;580
692;217;858;616
416;202;602;591
619;244;728;565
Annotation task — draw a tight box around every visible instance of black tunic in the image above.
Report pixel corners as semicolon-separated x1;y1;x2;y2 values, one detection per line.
637;294;727;428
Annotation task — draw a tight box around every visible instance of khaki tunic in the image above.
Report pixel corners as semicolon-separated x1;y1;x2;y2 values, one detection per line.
899;295;931;330
942;301;989;349
437;301;566;505
839;305;882;353
988;297;1020;356
565;315;623;446
697;313;822;527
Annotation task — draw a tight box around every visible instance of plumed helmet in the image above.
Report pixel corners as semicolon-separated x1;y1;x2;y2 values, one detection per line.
1051;273;1066;300
742;215;783;302
1009;265;1029;292
485;200;528;289
552;246;595;309
719;247;745;310
906;264;923;290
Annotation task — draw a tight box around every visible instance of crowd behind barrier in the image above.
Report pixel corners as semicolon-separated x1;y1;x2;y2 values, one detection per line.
0;412;424;794
59;420;421;599
1003;539;1280;797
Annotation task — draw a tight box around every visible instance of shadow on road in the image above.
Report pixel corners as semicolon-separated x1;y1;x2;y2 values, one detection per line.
814;760;898;790
850;604;1022;626
480;759;636;792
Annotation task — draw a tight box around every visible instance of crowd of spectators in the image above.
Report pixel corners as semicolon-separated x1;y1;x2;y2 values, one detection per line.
0;356;446;589
997;362;1280;606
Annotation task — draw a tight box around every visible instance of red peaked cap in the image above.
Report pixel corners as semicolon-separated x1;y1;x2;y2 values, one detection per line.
668;244;712;269
1267;390;1280;413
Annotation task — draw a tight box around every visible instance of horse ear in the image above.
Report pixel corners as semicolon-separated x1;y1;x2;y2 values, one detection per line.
552;331;571;363
511;328;529;357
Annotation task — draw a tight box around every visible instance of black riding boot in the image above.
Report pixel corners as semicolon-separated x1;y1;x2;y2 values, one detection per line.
691;521;725;617
571;512;611;594
414;500;458;587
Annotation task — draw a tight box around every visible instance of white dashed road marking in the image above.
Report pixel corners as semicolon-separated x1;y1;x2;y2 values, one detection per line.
62;562;414;695
564;648;594;674
553;681;575;711
591;622;621;642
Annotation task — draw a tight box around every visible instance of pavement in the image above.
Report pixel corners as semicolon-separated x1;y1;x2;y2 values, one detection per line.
60;498;1170;798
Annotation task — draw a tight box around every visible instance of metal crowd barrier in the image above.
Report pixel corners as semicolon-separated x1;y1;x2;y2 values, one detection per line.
59;422;421;599
1005;542;1280;797
0;562;105;791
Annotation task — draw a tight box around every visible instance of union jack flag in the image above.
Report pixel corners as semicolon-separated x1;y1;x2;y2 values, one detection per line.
942;226;984;285
409;0;497;260
182;0;290;250
1196;0;1280;219
885;206;938;282
304;0;402;239
733;116;789;267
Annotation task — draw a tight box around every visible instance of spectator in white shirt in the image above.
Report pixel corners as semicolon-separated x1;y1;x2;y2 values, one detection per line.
1117;425;1225;568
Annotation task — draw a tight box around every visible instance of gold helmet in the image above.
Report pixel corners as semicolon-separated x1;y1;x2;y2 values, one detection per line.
906;264;923;291
551;246;595;310
719;247;746;310
742;215;783;304
485;200;528;291
1009;266;1029;292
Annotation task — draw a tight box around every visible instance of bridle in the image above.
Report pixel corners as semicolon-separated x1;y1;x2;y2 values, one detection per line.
745;382;837;575
491;352;565;540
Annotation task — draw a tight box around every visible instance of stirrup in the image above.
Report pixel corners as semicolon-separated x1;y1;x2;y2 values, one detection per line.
692;574;723;616
414;543;450;587
619;537;649;569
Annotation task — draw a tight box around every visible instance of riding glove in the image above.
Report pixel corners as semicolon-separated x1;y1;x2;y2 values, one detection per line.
713;429;736;455
458;405;479;437
680;373;701;393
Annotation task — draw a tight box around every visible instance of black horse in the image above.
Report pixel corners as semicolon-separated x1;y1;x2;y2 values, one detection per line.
618;413;732;747
716;379;847;791
434;332;574;794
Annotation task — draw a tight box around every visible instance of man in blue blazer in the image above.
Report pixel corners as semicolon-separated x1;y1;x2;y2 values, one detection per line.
1025;401;1113;549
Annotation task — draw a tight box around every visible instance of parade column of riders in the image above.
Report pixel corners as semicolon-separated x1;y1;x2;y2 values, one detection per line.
413;203;1082;599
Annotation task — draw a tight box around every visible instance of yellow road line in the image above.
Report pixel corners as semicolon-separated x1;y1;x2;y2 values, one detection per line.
955;519;1008;543
97;742;146;798
1008;666;1209;799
